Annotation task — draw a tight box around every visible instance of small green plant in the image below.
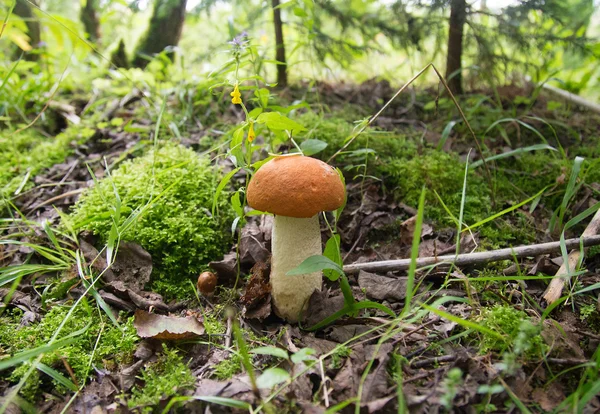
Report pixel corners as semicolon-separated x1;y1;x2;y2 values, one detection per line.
329;345;351;369
70;142;234;299
440;367;463;410
127;345;195;413
579;303;597;322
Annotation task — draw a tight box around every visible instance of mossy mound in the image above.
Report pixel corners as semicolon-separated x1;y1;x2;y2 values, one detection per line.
377;149;492;226
0;306;137;401
70;142;234;299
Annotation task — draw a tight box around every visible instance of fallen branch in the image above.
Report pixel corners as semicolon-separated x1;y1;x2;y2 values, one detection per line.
543;209;600;304
343;235;600;275
541;83;600;115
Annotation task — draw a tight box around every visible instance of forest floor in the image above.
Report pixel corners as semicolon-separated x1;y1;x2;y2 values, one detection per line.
1;77;600;413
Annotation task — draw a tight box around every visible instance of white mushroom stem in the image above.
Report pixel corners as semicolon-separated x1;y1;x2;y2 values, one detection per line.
271;214;322;322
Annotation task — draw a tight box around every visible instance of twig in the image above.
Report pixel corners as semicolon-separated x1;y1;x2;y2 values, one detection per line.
344;235;600;275
546;358;590;366
319;359;330;407
410;354;457;369
543;209;600;304
224;315;233;349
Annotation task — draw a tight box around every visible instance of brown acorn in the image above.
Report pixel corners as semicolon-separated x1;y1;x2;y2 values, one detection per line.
197;271;217;297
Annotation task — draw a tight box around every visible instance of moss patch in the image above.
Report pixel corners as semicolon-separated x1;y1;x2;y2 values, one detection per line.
0;305;137;401
0;126;95;197
477;305;546;358
70;142;234;299
127;345;195;413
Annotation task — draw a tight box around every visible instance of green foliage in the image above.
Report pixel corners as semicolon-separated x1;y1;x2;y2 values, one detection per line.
477;305;546;358
0;126;95;197
70;142;234;299
128;344;195;412
0;306;138;401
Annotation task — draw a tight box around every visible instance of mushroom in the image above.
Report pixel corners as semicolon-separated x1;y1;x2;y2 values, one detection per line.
246;155;345;322
197;271;217;297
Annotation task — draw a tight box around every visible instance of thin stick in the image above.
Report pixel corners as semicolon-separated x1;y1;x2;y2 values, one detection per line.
343;235;600;275
543;209;600;304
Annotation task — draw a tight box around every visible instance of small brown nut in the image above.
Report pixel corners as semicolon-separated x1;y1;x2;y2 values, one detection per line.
197;271;217;296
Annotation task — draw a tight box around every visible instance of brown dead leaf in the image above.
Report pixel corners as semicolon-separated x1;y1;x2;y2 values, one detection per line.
109;242;152;293
241;260;271;308
133;310;204;340
400;216;433;246
209;251;238;283
532;384;565;412
304;290;345;328
358;271;407;302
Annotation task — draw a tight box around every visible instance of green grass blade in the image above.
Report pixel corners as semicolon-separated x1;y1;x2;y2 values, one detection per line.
421;303;503;340
36;362;78;392
212;167;240;216
470;144;557;169
463;186;548;232
402;187;426;317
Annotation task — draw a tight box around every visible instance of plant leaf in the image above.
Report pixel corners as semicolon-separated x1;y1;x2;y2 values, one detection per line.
250;346;289;360
291;347;316;364
300;139;328;156
286;255;343;276
256;367;290;389
256;112;306;132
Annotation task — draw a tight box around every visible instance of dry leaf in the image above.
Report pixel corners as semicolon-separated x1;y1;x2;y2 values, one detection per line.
133;310;204;340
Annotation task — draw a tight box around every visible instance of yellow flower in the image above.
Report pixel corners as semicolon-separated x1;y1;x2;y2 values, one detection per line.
247;121;256;142
230;83;242;104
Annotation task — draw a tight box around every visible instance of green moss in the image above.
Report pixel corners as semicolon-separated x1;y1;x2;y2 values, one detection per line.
477;305;546;358
212;353;242;380
128;345;195;413
203;305;227;336
70;142;234;299
297;111;417;162
0;305;137;401
378;149;492;226
0;126;95;197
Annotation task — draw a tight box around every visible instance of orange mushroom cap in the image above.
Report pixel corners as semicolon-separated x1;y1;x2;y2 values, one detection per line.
247;155;345;218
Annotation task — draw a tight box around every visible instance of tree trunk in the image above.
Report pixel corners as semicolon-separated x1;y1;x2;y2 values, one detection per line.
132;0;187;69
272;0;288;87
445;0;466;95
80;0;101;43
110;39;129;69
13;0;41;61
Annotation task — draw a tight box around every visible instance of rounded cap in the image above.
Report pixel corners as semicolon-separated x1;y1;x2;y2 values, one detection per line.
197;271;217;296
247;155;345;218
